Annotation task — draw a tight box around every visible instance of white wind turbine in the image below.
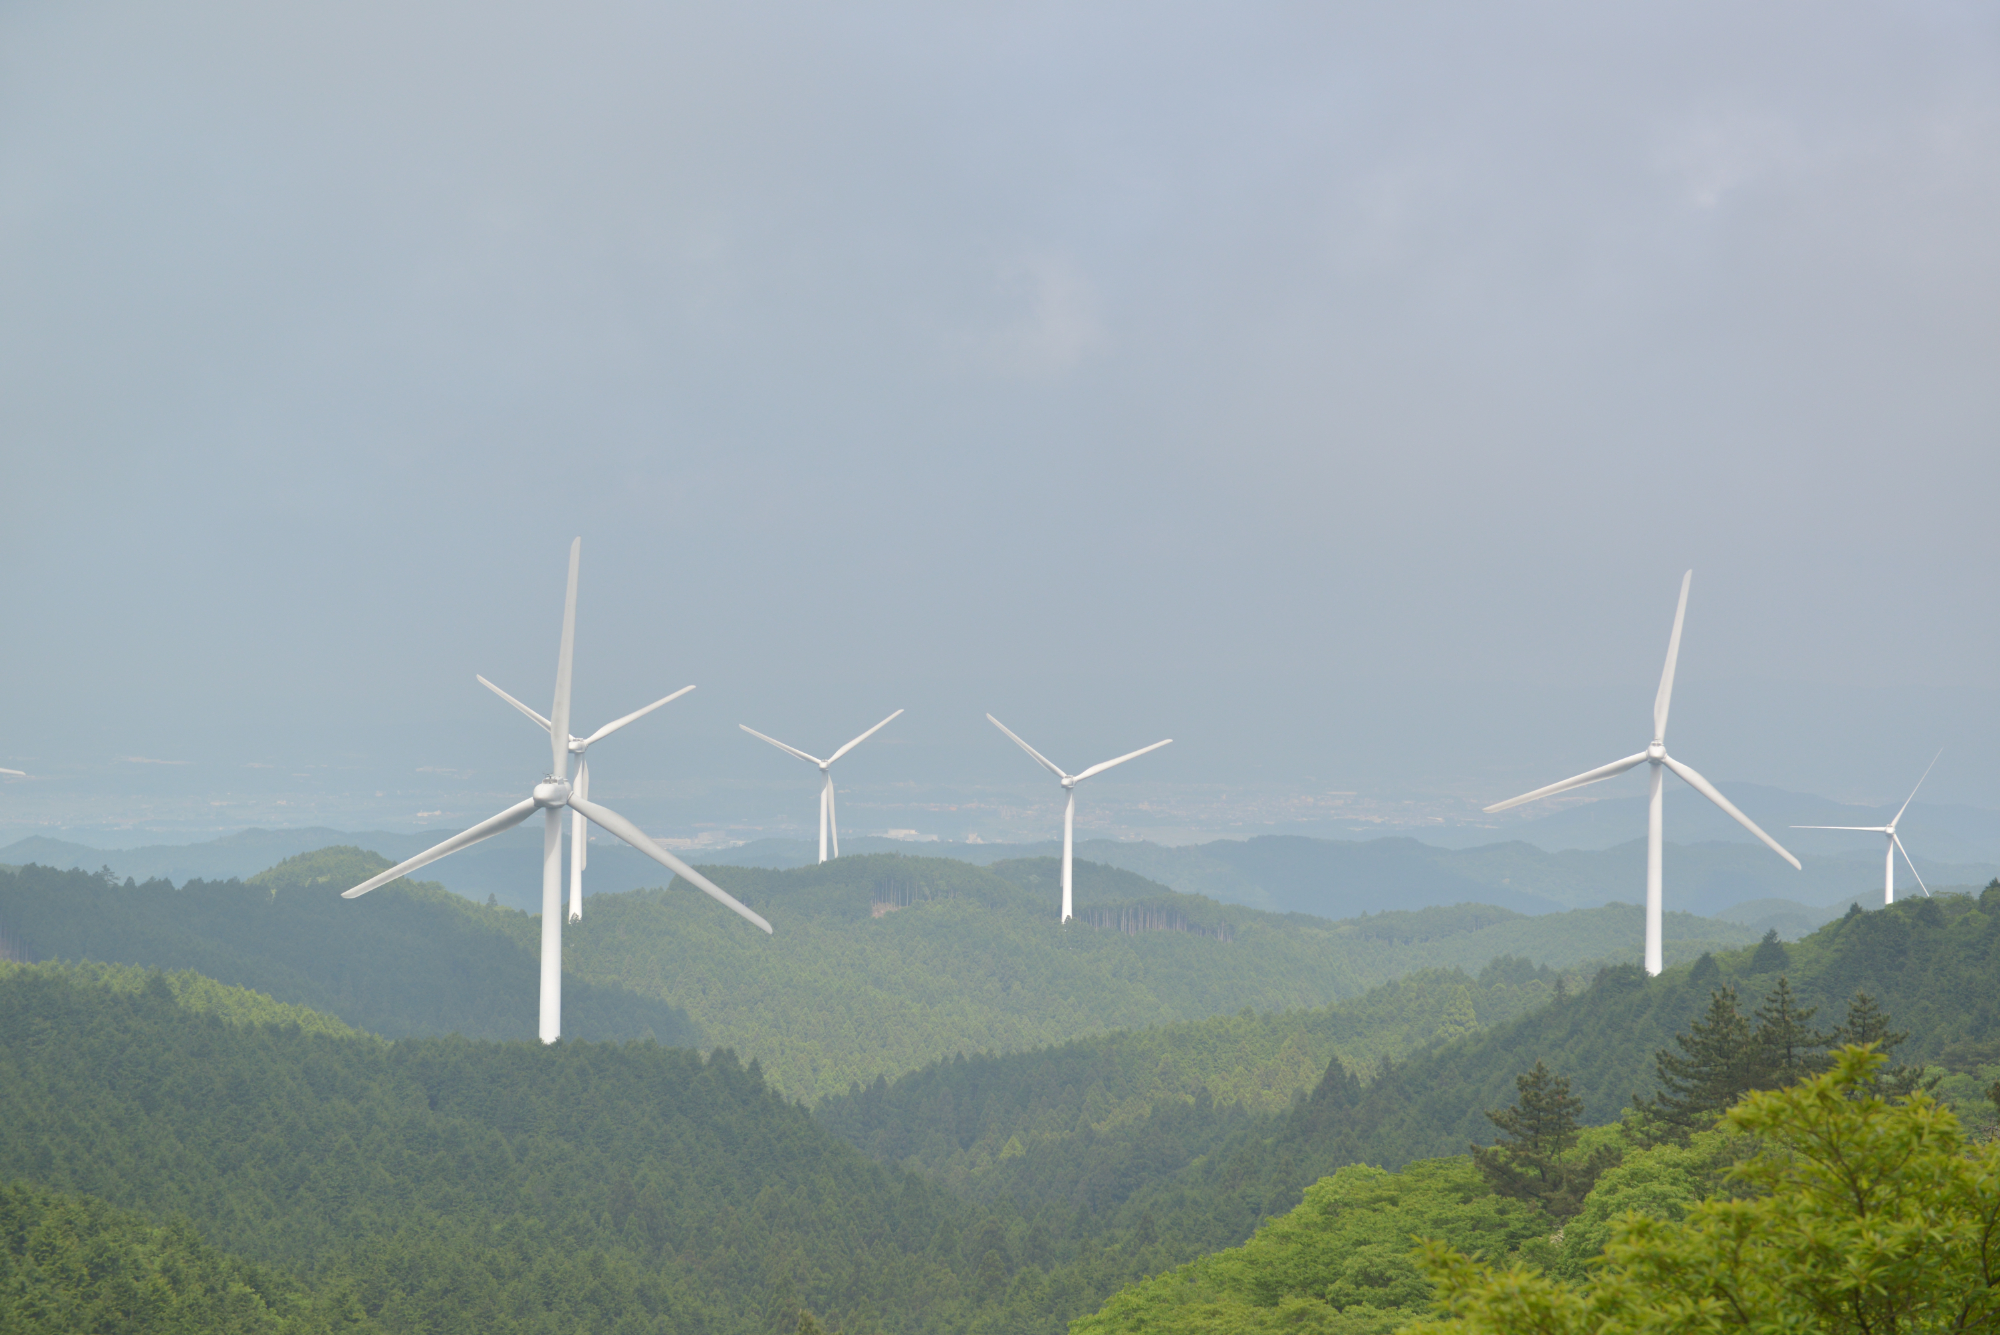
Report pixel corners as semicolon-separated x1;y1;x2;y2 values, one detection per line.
475;675;695;923
739;711;904;863
1792;751;1941;905
1483;571;1800;976
341;538;771;1043
987;714;1171;924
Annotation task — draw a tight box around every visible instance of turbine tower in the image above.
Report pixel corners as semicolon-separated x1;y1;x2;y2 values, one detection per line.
1483;571;1799;976
986;714;1171;923
1792;751;1940;905
341;538;771;1043
475;674;695;922
740;711;904;862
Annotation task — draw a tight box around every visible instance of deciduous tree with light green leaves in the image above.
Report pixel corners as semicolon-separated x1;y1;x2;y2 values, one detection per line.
1414;1046;2000;1334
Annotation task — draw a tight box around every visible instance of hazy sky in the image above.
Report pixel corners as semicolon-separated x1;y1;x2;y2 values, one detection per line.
4;1;1997;846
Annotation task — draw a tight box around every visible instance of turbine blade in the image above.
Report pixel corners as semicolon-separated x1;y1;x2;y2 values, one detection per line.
1791;825;1891;832
986;714;1066;780
826;709;904;766
1075;738;1173;782
1890;748;1943;828
583;686;696;746
1482;751;1650;813
569;796;772;934
1653;570;1691;743
549;538;580;776
1662;754;1802;869
341;798;539;898
1893;834;1930;898
477;675;554;732
0;768;23;777
738;725;825;767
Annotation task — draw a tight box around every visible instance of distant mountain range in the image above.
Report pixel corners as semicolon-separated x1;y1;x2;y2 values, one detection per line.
1440;780;2000;862
7;815;1994;933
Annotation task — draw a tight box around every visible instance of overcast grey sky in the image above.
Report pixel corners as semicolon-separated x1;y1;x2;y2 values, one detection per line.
3;1;1997;846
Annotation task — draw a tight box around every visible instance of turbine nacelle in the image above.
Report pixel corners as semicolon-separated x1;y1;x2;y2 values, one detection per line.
1647;740;1665;761
533;779;573;807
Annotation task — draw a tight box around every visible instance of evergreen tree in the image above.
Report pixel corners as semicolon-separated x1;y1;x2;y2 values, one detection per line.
1752;976;1831;1086
1748;928;1789;973
1472;1061;1616;1220
1638;987;1759;1139
1834;990;1933;1098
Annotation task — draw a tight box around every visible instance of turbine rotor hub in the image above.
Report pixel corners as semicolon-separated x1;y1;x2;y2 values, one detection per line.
1647;741;1666;761
534;779;573;807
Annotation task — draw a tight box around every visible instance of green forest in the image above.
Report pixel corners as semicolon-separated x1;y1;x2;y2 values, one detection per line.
3;853;1998;1333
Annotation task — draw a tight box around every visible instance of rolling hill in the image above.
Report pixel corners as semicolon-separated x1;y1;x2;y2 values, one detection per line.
0;854;700;1044
15;819;1993;922
552;853;1758;1099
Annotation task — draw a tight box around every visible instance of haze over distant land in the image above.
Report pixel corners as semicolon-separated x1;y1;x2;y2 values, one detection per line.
2;2;1995;842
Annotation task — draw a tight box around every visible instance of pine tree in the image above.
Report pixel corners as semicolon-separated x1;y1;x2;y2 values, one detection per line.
1748;928;1789;973
1472;1061;1615;1220
1638;987;1759;1139
1833;990;1933;1098
1752;976;1831;1086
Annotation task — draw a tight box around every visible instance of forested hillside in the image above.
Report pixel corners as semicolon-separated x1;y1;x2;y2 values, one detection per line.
976;885;2000;1303
0;1178;383;1334
0;962;1038;1334
0;854;699;1044
559;853;1755;1099
817;958;1561;1200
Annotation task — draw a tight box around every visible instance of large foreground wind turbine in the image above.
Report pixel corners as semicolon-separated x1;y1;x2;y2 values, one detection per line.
476;675;695;922
1483;571;1799;976
740;711;903;862
341;539;771;1043
987;715;1171;924
1792;751;1940;905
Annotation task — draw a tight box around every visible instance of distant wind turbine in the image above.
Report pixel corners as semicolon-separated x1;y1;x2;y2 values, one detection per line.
740;711;904;862
475;674;695;922
1483;571;1799;976
987;714;1171;923
341;538;770;1044
1792;750;1941;905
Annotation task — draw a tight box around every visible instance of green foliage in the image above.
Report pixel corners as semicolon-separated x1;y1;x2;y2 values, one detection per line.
574;854;1754;1101
1415;1048;2000;1333
0;1179;378;1334
0;959;365;1040
817;963;1561;1215
1471;1062;1614;1221
1072;1157;1550;1335
1009;893;2000;1306
1636;987;1763;1137
0;962;1019;1334
0;856;699;1044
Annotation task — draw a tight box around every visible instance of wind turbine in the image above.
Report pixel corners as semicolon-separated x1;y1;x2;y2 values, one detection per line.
475;674;694;922
739;711;903;862
1483;571;1800;976
1792;751;1940;905
340;538;771;1044
986;714;1171;924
